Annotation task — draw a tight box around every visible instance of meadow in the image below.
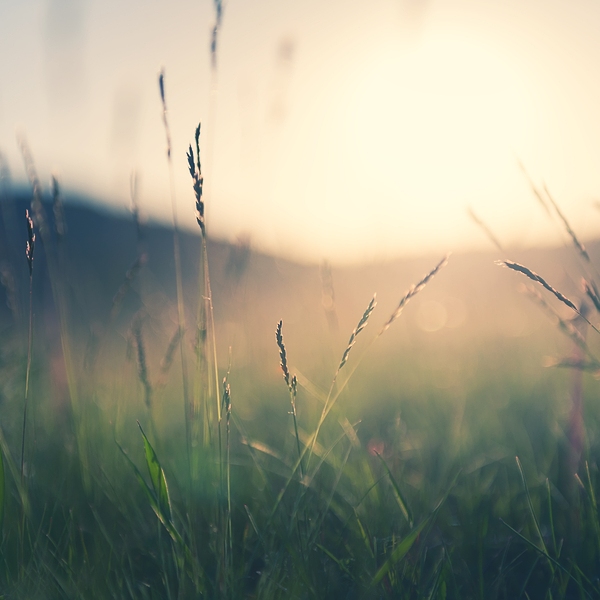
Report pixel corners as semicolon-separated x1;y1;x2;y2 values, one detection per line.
1;133;600;600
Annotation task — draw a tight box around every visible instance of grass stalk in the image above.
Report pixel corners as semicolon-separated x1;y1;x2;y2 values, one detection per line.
158;70;192;471
20;210;35;483
275;321;304;477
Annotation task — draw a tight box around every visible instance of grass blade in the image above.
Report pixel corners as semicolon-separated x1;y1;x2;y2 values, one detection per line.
138;421;172;523
375;452;413;527
371;518;429;586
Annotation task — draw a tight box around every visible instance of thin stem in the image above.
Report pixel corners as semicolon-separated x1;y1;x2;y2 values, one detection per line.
289;381;303;479
20;274;33;483
159;71;191;474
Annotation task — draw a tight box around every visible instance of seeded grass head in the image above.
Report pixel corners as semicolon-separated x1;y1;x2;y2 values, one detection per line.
380;254;449;335
51;175;66;240
25;210;35;276
275;320;290;389
338;294;376;372
186;124;205;235
497;261;577;312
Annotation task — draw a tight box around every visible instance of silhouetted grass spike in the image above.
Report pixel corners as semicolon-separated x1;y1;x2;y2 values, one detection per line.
583;279;600;313
467;207;503;252
158;69;171;160
338;294;376;371
133;317;152;408
522;285;589;352
275;320;290;388
497;260;577;311
51;175;66;239
161;326;184;374
221;376;231;415
544;185;589;262
187;124;205;234
25;210;35;276
158;71;166;104
111;254;147;317
18;135;47;237
380;254;449;334
518;159;551;215
195;123;201;173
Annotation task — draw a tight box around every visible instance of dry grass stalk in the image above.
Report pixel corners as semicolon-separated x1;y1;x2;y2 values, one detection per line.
132;317;152;408
467;207;504;252
158;71;192;455
522;285;590;355
18;135;47;239
380;255;449;335
25;210;35;276
186;124;205;235
110;254;148;318
320;260;339;334
543;185;590;262
130;171;144;247
498;261;577;311
161;326;184;375
51;175;66;241
582;279;600;313
545;357;600;373
338;294;376;372
158;70;171;160
21;209;35;483
500;260;600;338
274;322;303;474
275;320;291;388
518;159;551;216
210;0;223;70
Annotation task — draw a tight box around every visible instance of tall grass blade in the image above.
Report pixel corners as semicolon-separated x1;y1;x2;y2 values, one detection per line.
116;440;184;549
375;452;413;527
138;422;172;523
500;519;592;599
515;457;553;572
316;543;355;580
371;518;429;586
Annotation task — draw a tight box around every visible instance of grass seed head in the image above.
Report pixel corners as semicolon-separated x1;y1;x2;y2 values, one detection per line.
338;294;376;371
380;254;449;334
582;279;600;313
187;124;205;234
275;320;290;388
52;174;66;240
158;69;171;160
497;260;578;312
25;209;35;276
544;185;590;262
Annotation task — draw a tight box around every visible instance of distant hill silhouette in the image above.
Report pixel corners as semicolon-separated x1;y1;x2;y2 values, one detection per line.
1;189;597;412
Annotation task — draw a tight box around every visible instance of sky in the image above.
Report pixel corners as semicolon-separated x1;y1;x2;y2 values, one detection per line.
2;0;600;264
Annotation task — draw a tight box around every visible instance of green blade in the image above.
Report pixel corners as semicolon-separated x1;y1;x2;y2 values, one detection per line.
371;517;429;586
138;421;172;523
375;452;413;527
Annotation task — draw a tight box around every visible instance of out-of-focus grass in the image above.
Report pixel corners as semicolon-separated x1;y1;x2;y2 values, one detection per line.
0;194;600;598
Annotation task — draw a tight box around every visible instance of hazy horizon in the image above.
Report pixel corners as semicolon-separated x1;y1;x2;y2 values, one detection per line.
3;0;600;264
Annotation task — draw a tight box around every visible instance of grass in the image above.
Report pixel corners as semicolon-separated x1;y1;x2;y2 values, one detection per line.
1;78;600;600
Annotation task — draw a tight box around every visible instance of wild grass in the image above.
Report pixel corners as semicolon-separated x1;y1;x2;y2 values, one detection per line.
2;84;600;600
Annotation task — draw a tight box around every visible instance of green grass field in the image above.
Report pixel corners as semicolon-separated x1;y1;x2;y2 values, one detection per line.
1;161;600;600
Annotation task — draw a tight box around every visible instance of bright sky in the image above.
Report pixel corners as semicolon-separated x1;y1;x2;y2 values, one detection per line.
2;0;600;263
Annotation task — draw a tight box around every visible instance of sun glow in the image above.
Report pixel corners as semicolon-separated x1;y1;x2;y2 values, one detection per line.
259;28;538;261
